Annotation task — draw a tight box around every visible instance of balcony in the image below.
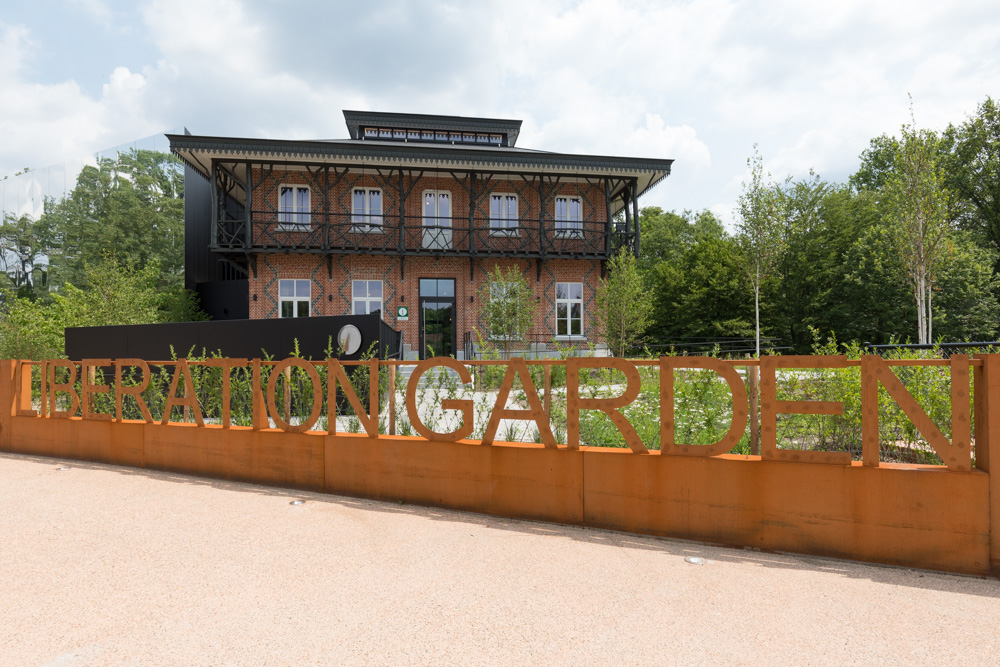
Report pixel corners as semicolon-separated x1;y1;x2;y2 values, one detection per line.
213;211;625;259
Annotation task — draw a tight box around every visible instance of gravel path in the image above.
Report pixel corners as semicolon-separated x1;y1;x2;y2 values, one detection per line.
2;452;998;666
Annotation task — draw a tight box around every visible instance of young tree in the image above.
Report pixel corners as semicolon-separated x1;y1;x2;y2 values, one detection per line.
886;106;951;345
595;248;652;357
478;265;537;358
735;145;786;357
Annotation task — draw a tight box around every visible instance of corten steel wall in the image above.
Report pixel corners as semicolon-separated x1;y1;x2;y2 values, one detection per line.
1;358;998;577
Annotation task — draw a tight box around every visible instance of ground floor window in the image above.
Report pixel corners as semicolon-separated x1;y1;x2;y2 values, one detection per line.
352;280;383;315
279;279;311;318
555;282;583;337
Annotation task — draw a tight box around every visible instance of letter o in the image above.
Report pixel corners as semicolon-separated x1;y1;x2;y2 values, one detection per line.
266;357;323;432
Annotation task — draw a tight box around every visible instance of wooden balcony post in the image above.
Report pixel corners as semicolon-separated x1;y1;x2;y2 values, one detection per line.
397;169;406;255
632;177;641;258
469;171;476;257
537;176;546;258
244;159;252;250
210;158;219;248
604;177;613;257
323;164;331;251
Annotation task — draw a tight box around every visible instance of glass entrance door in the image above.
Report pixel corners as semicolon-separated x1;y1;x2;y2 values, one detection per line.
419;278;456;358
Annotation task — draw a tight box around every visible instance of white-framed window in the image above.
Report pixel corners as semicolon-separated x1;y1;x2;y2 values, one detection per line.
490;193;518;235
352;188;383;230
422;189;453;250
555;282;583;337
423;190;452;225
279;185;310;228
352;280;383;316
279;279;311;318
555;196;583;237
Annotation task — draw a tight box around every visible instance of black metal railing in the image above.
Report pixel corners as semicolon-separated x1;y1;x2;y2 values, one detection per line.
214;212;617;258
462;331;593;360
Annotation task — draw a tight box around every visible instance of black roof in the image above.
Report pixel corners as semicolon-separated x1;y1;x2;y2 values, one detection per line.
167;131;673;207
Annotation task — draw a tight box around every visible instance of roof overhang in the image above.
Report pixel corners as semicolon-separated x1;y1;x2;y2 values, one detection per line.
168;134;673;212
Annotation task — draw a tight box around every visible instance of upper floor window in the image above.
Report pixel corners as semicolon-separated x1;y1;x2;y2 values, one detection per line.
423;190;452;249
352;280;383;316
352;188;383;230
555;196;582;237
279;279;311;318
490;194;518;235
555;282;583;337
279;185;310;229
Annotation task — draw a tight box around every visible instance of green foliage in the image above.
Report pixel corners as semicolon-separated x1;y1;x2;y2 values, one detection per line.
0;293;65;359
942;96;1000;262
0;253;203;359
41;149;184;292
478;265;537;357
594;249;651;357
57;254;163;327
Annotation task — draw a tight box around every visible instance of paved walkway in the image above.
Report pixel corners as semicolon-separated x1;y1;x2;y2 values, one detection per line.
1;452;998;666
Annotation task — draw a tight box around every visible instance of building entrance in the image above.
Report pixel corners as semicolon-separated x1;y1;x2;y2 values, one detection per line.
419;278;456;359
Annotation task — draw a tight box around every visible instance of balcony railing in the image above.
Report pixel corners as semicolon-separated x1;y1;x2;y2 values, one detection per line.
214;212;621;258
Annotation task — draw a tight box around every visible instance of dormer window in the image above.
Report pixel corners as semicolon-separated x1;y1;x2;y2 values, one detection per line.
357;124;507;146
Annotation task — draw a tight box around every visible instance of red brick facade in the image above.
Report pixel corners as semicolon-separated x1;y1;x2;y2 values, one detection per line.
246;167;606;357
249;252;600;357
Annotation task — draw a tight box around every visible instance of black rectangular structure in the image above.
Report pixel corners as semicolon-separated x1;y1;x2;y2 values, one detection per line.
65;313;400;362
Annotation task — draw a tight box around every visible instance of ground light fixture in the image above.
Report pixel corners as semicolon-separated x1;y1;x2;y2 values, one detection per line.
55;466;69;471
685;557;706;565
289;500;305;506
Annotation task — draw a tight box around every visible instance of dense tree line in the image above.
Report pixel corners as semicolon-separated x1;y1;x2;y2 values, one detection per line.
0;149;204;358
641;97;1000;354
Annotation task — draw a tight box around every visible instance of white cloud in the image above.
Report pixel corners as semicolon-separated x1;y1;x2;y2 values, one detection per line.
2;0;1000;227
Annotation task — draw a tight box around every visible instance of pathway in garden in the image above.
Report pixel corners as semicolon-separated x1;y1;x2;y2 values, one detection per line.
2;452;998;666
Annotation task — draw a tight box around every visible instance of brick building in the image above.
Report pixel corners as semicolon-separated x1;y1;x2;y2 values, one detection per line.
169;111;672;359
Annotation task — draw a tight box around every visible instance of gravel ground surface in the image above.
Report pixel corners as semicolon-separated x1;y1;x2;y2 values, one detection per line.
1;452;999;667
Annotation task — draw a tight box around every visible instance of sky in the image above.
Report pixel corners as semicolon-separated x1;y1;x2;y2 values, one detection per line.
1;0;999;226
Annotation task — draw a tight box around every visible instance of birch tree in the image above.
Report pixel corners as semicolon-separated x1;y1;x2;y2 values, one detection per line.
595;248;651;357
735;145;785;357
887;107;950;345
